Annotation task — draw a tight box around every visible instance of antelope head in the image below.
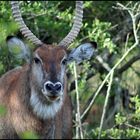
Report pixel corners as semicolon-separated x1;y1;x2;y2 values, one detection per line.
9;1;97;119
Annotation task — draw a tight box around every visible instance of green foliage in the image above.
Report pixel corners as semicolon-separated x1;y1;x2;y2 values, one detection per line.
115;112;127;125
0;105;7;117
86;95;140;139
83;19;116;53
130;96;140;122
20;131;39;139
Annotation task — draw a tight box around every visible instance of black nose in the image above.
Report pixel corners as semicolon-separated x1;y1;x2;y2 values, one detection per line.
45;82;62;94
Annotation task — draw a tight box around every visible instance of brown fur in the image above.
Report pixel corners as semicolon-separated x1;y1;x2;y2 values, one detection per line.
0;46;72;139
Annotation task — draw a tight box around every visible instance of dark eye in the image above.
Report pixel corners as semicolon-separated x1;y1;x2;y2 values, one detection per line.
34;57;40;64
61;58;67;65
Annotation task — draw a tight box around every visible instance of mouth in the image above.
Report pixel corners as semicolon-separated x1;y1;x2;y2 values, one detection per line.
43;94;61;102
41;89;62;102
47;95;60;101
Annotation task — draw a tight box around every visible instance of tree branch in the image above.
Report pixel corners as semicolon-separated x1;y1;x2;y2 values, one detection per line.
117;54;140;74
73;62;83;139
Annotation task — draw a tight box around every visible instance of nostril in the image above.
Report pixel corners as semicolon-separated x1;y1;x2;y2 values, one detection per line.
45;83;53;91
55;84;62;92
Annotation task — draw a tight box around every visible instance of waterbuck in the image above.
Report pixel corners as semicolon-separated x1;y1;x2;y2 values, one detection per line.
0;1;97;139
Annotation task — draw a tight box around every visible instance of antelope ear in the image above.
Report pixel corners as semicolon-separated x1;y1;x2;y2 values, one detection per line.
68;42;97;64
6;36;31;63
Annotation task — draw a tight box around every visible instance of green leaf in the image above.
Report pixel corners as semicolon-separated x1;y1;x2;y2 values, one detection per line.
0;105;7;116
20;131;39;139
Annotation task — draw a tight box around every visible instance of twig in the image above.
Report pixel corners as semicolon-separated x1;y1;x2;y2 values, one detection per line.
124;123;140;131
75;113;79;139
124;33;130;52
98;70;114;139
117;2;139;44
117;54;140;74
27;12;47;20
73;62;83;139
96;55;111;72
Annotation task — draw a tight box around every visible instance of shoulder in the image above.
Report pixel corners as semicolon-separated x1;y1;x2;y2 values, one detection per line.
0;64;29;85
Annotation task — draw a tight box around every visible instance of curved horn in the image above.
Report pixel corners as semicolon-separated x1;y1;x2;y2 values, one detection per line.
11;1;43;46
58;1;83;48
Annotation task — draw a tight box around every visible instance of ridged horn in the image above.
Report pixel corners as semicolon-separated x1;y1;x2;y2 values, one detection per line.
11;1;43;46
58;1;83;48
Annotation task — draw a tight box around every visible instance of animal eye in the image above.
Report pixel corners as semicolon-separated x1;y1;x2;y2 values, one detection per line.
34;57;40;64
61;58;67;65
